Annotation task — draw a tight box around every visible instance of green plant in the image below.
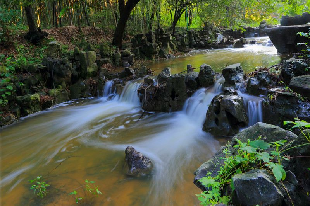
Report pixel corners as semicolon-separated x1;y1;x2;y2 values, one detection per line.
29;176;50;198
70;179;102;204
0;59;16;107
196;138;288;205
297;29;310;58
284;118;310;142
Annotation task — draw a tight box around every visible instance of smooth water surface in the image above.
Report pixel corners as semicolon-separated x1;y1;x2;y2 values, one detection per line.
149;37;280;74
0;81;221;206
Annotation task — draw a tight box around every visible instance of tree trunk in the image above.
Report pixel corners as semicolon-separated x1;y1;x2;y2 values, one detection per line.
112;12;130;48
171;7;186;36
24;5;37;33
112;0;140;48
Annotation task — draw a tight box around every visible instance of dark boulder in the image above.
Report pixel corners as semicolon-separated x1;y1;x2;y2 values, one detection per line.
289;75;310;99
42;57;72;88
232;169;284;206
263;88;310;126
125;146;152;176
233;38;245;48
281;12;310;26
222;63;244;87
280;58;309;84
203;94;248;137
198;64;215;87
185;72;199;90
266;25;310;54
246;71;273;95
119;67;135;79
138;70;188;112
157;67;171;83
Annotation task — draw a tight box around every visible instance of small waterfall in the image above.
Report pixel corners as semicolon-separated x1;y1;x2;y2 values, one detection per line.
104;79;223;205
238;92;263;126
183;78;223;126
103;80;115;97
119;82;141;106
247;100;263;126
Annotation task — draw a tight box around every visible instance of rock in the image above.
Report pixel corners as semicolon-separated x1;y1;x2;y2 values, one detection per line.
119;67;135;79
195;123;310;205
203;94;248;137
69;81;89;99
289;75;310;99
46;41;61;58
144;77;154;85
42;57;72;88
78;51;98;78
198;64;215;87
194;148;226;191
281;12;310;26
246;71;272;95
49;89;69;104
233;38;244;48
125;146;152;176
232;169;284;206
195;123;298;186
266;25;310;54
113;51;122;66
281;58;309;84
157;67;171;83
139;73;187;112
16;93;41;116
233;122;297;144
185;72;199;90
263;88;310;125
222;63;244;87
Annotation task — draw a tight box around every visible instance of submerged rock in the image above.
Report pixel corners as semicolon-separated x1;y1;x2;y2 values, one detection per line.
203;94;248;137
125;146;152;176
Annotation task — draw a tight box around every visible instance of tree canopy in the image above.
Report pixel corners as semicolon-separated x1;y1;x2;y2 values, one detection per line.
0;0;309;47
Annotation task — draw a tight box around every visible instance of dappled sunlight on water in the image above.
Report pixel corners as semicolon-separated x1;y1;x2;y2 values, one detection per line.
149;37;280;74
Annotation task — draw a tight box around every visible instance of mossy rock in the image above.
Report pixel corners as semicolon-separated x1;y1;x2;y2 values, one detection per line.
48;89;69;104
16;93;41;116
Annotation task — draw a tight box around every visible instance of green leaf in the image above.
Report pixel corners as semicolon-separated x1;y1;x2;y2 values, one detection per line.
271;151;280;157
6;85;13;90
199;176;218;187
70;190;77;195
250;140;270;150
269;163;286;181
256;152;270;162
241;146;257;153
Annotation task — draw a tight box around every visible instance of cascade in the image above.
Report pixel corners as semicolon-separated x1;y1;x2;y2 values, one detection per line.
103;78;223;205
238;92;263;126
103;80;115;97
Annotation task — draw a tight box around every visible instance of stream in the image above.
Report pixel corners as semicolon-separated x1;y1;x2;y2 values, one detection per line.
0;37;280;206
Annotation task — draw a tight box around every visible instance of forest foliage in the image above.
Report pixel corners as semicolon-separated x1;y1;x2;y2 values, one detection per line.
1;0;309;38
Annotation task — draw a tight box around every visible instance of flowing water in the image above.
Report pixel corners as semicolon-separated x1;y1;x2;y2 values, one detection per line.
238;92;263;126
149;37;280;74
1;41;274;206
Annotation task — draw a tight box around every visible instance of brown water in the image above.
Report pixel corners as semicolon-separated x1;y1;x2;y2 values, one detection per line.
0;41;277;206
149;38;280;74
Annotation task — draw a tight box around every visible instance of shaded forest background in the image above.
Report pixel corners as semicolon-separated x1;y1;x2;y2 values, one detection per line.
1;0;310;49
